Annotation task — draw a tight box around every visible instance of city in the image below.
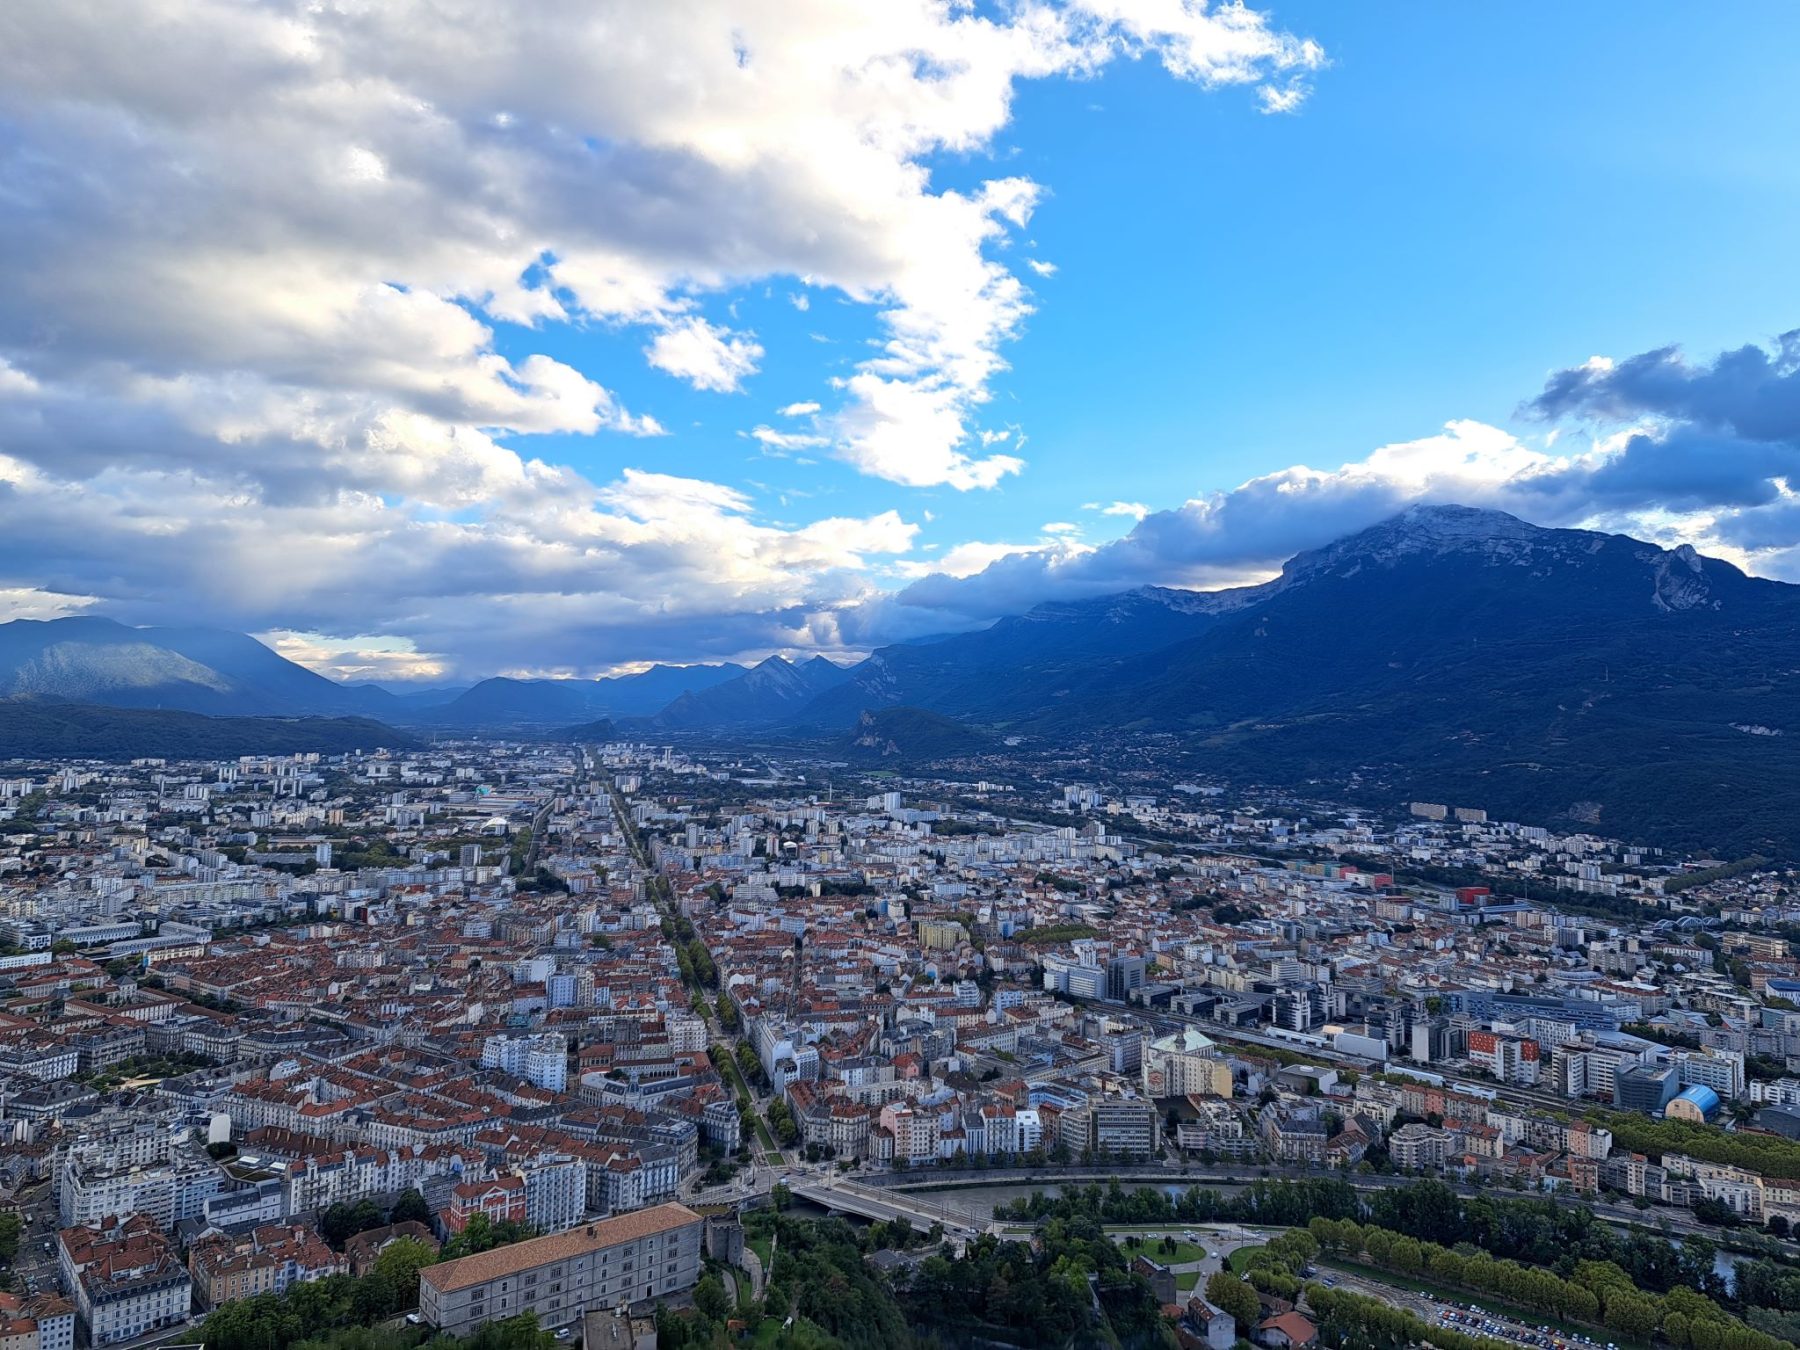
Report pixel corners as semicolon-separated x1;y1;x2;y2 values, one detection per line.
7;4;1800;1350
0;738;1797;1348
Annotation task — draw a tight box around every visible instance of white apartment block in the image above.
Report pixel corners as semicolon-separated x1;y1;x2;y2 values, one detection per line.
482;1033;569;1093
665;1015;707;1054
279;1143;487;1217
1674;1046;1746;1099
1750;1077;1800;1106
1389;1123;1452;1170
522;1157;586;1232
59;1156;223;1231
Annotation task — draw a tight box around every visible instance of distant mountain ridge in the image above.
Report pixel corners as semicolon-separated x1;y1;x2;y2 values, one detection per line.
18;507;1800;852
422;663;747;726
0;701;411;760
794;584;1243;728
0;617;396;717
0;618;751;728
674;504;1800;854
755;504;1774;731
1060;504;1800;853
843;706;993;762
654;654;852;729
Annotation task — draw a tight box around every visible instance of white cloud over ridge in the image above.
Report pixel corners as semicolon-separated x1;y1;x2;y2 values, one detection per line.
869;331;1800;637
0;0;1325;675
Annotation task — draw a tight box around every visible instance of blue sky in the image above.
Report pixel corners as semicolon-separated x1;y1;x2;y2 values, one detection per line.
491;4;1800;578
4;2;1799;681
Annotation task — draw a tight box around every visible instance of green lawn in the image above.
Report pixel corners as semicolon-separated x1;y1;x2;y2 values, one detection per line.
1227;1246;1261;1274
1117;1238;1207;1266
1177;1270;1202;1294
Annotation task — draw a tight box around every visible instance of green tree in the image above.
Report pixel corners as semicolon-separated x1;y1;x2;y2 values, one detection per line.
368;1236;437;1312
1604;1290;1662;1341
320;1198;386;1246
715;993;740;1030
692;1273;731;1322
389;1188;432;1226
442;1213;537;1260
1205;1271;1261;1329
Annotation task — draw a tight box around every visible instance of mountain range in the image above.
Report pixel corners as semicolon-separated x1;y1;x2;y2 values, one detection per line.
419;663;747;726
654;654;852;729
0;618;750;728
0;616;392;717
8;506;1800;853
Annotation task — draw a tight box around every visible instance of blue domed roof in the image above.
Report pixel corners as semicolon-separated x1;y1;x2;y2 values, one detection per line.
1674;1084;1720;1115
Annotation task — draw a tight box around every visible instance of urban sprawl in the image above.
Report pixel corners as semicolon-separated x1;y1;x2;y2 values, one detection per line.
1;742;1800;1350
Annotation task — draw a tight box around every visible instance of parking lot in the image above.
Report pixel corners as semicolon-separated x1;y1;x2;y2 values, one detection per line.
1436;1300;1626;1350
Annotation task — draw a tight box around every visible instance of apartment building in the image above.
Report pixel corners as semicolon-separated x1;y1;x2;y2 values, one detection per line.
419;1202;703;1336
1174;1099;1259;1158
1388;1123;1452;1170
1259;1109;1328;1165
1142;1028;1234;1099
481;1033;569;1093
1088;1099;1158;1161
1674;1046;1747;1100
277;1141;487;1216
445;1176;526;1234
57;1216;192;1348
187;1224;345;1308
1466;1030;1540;1086
877;1102;939;1165
0;1294;74;1350
58;1153;224;1231
522;1157;587;1232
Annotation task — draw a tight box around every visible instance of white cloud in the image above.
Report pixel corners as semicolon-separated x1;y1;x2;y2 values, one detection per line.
749;426;829;453
828;372;1026;490
1073;0;1325;95
1257;79;1309;114
0;587;99;622
260;630;449;684
645;317;764;393
776;401;821;417
0;451;922;675
1087;499;1150;520
0;0;1322;495
0;360;38;396
0;0;1326;670
1026;258;1058;276
871;377;1800;638
895;537;1077;581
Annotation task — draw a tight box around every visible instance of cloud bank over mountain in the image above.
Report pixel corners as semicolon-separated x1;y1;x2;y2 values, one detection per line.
862;332;1800;640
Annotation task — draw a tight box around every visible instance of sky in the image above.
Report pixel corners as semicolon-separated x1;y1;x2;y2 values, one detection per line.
3;2;1800;685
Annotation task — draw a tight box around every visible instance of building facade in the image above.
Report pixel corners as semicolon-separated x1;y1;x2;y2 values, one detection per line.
419;1202;703;1337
